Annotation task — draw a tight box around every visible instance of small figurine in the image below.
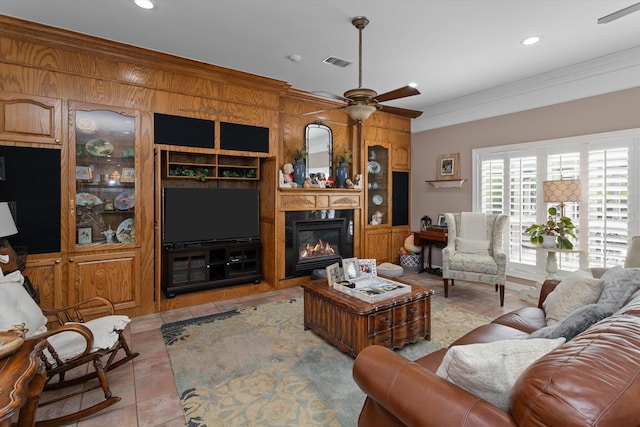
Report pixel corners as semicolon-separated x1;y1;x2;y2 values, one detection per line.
283;163;294;183
103;225;116;244
345;179;354;189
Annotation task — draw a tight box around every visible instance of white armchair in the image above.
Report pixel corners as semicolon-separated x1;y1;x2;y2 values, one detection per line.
442;212;509;306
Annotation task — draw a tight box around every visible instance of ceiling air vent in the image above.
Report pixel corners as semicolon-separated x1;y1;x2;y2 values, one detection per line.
322;56;352;68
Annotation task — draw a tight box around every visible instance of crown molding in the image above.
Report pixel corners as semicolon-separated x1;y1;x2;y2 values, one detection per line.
412;46;640;133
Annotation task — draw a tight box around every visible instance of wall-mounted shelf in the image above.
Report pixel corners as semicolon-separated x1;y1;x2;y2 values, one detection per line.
426;179;466;188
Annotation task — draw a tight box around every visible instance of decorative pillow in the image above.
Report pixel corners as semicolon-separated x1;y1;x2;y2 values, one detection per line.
455;237;490;254
530;303;615;340
0;271;48;338
403;233;421;253
597;266;640;310
543;270;604;325
624;236;640;268
436;337;566;411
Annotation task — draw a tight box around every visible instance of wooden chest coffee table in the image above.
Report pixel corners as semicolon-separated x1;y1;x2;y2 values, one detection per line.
302;279;433;357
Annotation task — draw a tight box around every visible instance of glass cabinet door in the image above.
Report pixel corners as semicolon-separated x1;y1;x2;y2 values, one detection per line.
72;105;137;248
366;143;389;226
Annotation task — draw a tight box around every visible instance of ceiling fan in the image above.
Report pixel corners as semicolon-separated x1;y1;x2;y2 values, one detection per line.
306;16;423;122
597;1;640;23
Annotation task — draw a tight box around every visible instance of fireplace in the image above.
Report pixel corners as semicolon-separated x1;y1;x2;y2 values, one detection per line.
285;210;354;278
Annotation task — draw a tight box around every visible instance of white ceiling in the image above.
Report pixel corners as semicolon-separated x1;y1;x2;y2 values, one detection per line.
1;0;639;132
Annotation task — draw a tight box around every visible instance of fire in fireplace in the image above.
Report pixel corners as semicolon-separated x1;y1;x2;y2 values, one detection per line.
285;210;354;278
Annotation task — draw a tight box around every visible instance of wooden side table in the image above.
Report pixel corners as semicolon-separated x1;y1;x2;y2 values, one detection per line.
519;242;582;301
413;227;448;275
0;339;46;427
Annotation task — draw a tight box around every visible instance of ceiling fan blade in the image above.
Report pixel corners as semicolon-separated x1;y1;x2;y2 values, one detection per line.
375;86;420;103
309;91;350;102
378;104;423;119
598;2;640;23
301;106;345;116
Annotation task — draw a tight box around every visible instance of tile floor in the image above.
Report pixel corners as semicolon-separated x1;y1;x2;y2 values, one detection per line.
36;271;536;426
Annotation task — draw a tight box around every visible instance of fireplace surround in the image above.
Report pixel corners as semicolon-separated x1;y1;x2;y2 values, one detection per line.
285;210;354;278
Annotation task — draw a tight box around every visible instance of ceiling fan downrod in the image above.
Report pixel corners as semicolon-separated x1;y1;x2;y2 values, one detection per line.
352;16;369;90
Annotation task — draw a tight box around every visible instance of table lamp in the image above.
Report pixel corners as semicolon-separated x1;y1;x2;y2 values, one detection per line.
543;179;581;217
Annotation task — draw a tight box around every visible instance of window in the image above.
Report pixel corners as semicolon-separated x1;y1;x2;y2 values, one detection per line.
473;129;640;279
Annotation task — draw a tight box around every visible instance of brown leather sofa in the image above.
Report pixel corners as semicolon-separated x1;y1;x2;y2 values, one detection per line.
352;279;640;426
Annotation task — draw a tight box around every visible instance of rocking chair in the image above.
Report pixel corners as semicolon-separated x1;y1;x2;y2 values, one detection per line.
0;270;139;426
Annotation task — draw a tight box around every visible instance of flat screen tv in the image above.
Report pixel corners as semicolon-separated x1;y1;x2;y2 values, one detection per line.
162;187;260;245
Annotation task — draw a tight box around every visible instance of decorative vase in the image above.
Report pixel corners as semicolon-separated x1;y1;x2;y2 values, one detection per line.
336;161;349;188
293;157;306;187
542;235;557;248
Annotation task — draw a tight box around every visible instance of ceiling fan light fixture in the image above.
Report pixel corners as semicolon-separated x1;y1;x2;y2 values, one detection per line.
134;0;155;10
344;104;376;122
521;36;540;46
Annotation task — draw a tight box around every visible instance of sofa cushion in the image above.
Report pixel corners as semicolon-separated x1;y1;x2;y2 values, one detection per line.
435;337;565;411
543;270;603;325
597;266;640;310
492;307;547;333
530;303;615;340
511;313;640;426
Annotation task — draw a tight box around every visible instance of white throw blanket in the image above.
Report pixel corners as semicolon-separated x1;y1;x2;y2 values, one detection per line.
460;212;487;241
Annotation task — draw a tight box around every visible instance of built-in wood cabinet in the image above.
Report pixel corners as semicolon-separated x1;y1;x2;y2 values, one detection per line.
362;139;410;264
67;101;146;312
0;93;62;145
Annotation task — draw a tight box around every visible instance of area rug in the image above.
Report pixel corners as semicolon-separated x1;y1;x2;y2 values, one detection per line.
161;296;490;427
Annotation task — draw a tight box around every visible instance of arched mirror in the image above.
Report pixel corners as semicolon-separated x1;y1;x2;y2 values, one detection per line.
305;122;332;178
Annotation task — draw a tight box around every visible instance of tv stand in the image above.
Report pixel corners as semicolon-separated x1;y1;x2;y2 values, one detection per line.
162;240;261;298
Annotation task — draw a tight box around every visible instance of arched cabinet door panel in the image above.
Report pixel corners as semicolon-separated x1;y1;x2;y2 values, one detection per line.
0;93;62;145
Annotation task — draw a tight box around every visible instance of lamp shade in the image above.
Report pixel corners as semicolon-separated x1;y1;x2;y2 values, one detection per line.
343;104;376;122
0;202;18;238
543;179;581;203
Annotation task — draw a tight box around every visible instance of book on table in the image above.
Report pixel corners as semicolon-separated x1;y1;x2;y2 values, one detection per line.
333;274;411;303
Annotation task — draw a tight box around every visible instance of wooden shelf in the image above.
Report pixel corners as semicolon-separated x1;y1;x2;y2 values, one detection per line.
426;179;466;188
162;150;259;180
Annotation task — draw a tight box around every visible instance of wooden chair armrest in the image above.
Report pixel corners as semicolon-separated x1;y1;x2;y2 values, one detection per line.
42;297;115;325
35;323;95;360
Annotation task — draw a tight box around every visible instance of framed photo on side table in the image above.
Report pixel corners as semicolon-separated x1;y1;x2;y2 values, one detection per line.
437;214;446;226
358;259;377;276
342;257;360;280
326;262;342;287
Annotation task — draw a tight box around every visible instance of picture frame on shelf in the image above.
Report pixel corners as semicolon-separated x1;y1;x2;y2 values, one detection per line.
437;214;446;226
120;167;135;183
437;153;460;180
342;257;360;280
358;259;377;276
326;262;342;287
75;165;92;181
78;227;92;245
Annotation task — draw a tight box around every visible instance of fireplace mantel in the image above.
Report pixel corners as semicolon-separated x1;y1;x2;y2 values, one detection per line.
278;188;362;212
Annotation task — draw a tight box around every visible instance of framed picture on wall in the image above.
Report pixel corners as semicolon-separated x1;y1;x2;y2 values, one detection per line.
437;153;460;180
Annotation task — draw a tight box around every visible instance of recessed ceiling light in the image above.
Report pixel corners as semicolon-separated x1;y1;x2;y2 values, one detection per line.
521;36;540;46
134;0;155;10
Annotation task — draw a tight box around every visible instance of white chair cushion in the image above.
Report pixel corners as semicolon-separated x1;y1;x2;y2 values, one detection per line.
46;315;131;362
455;237;490;254
449;252;498;275
460;212;486;241
0;271;48;338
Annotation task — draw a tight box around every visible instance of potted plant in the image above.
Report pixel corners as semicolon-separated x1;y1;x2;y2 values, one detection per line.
336;149;352;188
525;207;577;249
